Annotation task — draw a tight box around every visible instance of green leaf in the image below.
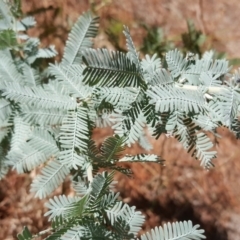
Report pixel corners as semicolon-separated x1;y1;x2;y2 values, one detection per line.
89;171;115;209
0;29;18;50
17;226;32;240
100;135;125;163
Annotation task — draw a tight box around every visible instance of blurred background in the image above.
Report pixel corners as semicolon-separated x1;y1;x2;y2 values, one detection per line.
1;0;240;239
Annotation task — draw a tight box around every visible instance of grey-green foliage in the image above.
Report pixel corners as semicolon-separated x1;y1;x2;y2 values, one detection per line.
3;0;240;239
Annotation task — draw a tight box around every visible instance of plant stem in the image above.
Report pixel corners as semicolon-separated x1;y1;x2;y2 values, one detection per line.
87;163;93;183
175;84;227;94
32;227;53;238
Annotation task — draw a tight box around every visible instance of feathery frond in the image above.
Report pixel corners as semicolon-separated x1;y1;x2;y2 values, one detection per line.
123;26;141;72
106;201;145;236
149;68;174;86
17;226;32;240
94;86;140;111
21;63;39;87
44;195;82;221
182;58;229;85
59;106;89;169
59;225;86;240
49;63;91;99
89;171;115;209
0;29;18;50
138;220;205;240
147;85;207;114
166;111;196;149
126;110;146;147
0;1;12;30
166;49;187;78
194;132;216;168
1;82;77;110
9;128;59;173
0;98;11;122
0;50;23;84
199;71;222;87
62;11;99;65
100;136;125;163
83;48;145;88
72;176;90;196
7;117;31;154
21;105;67;126
141;54;161;82
30;160;70;199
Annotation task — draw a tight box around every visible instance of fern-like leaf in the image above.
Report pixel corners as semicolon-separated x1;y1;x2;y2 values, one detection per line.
59;106;89;169
49;63;91;99
94;86;139;111
0;98;11;122
0;1;12;30
193;114;219;132
44;195;82;220
166;49;187;78
100;135;125;163
72;176;90;196
199;71;222;87
0;50;23;84
30;160;70;199
1;82;77;110
138;220;205;240
106;201;145;236
208;88;239;126
0;29;18;50
9;128;59;173
141;54;161;84
123;26;141;71
126;110;146;147
83;48;145;88
150;68;174;86
182;58;229;85
89;171;115;209
166;111;196;149
9;142;46;173
17;226;32;240
21;105;67;126
194;132;216;168
147;85;206;114
7;117;31;154
59;225;86;240
28;128;59;158
62;11;99;65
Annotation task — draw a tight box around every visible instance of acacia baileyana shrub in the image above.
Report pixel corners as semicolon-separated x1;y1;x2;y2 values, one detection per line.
2;0;239;239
